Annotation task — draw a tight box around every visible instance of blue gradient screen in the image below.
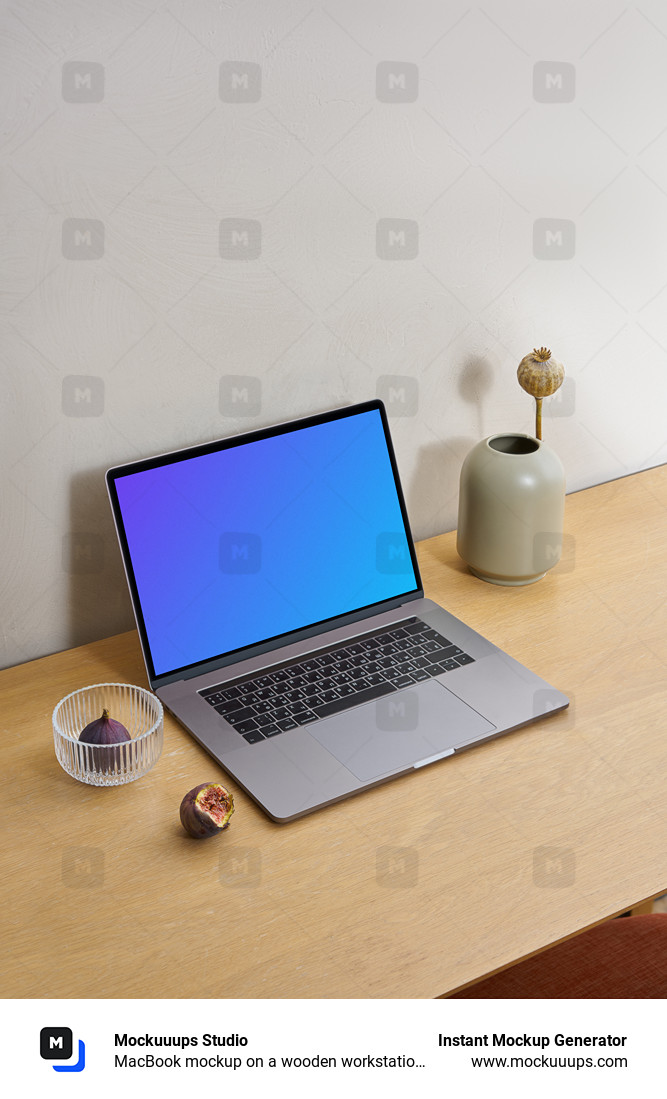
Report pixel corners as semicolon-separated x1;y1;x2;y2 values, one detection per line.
113;409;419;677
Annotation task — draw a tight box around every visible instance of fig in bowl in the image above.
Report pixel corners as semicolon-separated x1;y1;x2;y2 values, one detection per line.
180;782;235;838
53;682;163;786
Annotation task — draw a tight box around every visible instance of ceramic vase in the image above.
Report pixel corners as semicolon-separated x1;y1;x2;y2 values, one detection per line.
457;433;565;586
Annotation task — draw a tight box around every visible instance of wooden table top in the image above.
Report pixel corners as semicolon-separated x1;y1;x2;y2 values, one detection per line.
3;465;667;999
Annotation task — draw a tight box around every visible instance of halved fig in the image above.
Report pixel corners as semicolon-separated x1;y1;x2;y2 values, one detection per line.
180;782;235;838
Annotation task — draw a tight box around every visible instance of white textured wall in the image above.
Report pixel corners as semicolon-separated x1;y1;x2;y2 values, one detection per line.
2;1;667;669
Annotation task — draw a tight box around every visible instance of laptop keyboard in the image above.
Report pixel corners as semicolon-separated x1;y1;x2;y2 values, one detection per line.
199;617;475;745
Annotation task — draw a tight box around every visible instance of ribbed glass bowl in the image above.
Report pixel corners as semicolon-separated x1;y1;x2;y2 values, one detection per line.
53;682;163;786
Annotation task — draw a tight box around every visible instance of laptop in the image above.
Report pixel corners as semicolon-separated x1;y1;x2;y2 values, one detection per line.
106;399;568;822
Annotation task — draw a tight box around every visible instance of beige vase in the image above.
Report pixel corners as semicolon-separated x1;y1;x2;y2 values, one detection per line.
457;433;565;586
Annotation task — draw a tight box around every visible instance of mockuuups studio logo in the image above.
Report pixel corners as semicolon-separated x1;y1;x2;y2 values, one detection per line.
219;846;262;887
219;218;262;260
533;61;575;103
376;219;418;260
376;61;419;103
62;61;104;102
376;532;412;574
40;1027;86;1072
376;690;419;732
376;374;418;416
62;532;104;574
219;532;261;574
219;61;262;102
533;846;576;888
533;219;575;260
547;375;576;418
62;218;104;260
376;845;418;888
533;532;576;574
219;375;261;416
61;846;105;888
61;375;104;417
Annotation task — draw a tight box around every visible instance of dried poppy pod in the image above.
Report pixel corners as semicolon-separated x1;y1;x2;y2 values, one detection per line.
517;346;564;440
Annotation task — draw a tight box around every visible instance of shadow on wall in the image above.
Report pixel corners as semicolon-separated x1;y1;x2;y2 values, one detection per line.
405;352;497;540
65;466;134;650
457;353;496;440
406;436;475;541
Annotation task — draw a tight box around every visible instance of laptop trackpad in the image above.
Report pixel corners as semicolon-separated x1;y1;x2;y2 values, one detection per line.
310;680;495;782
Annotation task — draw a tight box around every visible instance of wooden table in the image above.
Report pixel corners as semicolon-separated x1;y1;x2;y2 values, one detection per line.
3;466;666;999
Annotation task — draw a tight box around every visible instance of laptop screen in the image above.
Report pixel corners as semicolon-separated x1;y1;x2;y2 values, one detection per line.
108;403;421;680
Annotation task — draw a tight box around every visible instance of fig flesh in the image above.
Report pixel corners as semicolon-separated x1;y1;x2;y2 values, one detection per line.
79;708;131;745
180;782;234;838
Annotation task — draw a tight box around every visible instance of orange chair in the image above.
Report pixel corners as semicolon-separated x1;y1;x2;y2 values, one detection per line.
450;914;667;998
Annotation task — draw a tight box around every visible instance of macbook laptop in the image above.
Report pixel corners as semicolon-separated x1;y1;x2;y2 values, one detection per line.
106;400;568;822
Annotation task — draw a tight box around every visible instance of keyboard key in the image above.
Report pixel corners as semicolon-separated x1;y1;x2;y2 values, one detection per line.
442;660;459;672
394;675;415;688
403;622;423;635
316;690;340;705
255;712;276;728
242;730;265;744
389;628;408;640
411;670;430;682
455;653;475;666
354;677;372;691
252;701;273;715
253;687;274;701
285;688;306;702
262;724;283;737
346;644;364;656
294;712;318;726
337;684;356;697
270;669;290;683
366;673;386;686
214;698;244;716
255;676;273;689
276;717;298;731
225;704;255;724
397;662;417;675
235;718;259;734
312;681;395;720
428;646;462;663
301;660;319;672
